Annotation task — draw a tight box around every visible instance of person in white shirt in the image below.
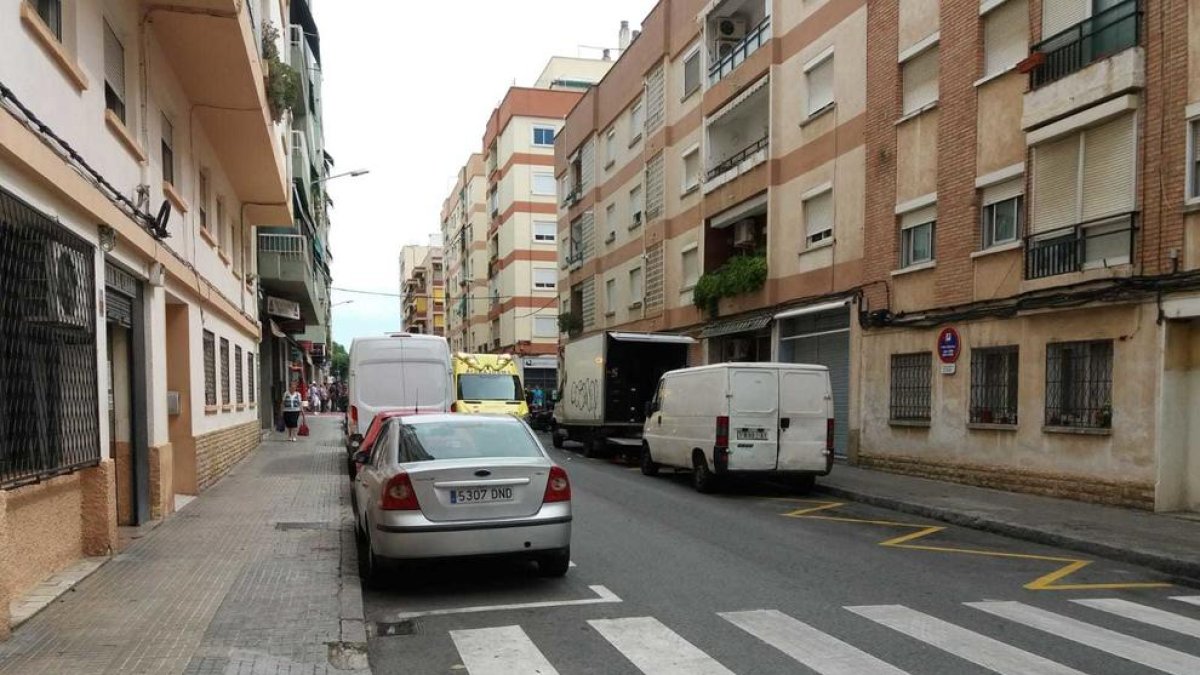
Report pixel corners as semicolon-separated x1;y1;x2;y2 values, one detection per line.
281;381;303;442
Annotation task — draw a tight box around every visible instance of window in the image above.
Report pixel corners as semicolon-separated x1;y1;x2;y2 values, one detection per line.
629;267;643;304
970;346;1019;425
214;198;225;248
219;337;230;405
630;100;644;142
900;205;936;267
981;180;1023;249
533;221;556;243
605;204;616;242
1189;118;1200;201
605;278;616;314
805;53;835;116
681;246;699;290
629;185;644;227
533;126;555;147
33;0;62;40
160;113;175;186
984;0;1027;78
488;188;498;215
202;330;216;407
533;268;556;290
532;172;556;196
1045;340;1113;429
682;147;701;192
901;46;938;115
198;170;210;231
889;352;931;421
682;47;701;99
804;189;833;247
248;352;256;403
534;316;558;337
104;21;126;122
235;345;244;405
605;128;616;167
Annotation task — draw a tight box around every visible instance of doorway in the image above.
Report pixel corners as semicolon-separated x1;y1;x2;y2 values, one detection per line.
105;262;148;525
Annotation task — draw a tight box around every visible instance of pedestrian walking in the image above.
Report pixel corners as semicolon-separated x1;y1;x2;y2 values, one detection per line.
282;381;303;442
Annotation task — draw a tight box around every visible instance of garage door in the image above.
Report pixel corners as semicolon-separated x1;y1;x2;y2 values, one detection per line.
778;309;850;458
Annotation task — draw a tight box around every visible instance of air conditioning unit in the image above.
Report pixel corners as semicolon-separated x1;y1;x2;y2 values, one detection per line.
733;220;756;248
716;40;739;60
24;240;90;329
715;17;747;41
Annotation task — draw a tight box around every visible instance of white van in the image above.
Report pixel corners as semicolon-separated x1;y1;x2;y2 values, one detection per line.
346;333;453;446
640;362;834;493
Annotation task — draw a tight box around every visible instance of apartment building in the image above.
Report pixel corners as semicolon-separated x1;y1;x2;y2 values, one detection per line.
399;243;445;335
856;0;1200;512
556;0;868;457
0;0;293;636
442;154;489;352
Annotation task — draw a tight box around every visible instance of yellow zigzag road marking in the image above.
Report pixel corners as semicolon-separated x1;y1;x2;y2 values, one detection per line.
781;501;1171;591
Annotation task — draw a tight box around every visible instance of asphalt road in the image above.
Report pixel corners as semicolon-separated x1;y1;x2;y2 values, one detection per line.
362;434;1200;674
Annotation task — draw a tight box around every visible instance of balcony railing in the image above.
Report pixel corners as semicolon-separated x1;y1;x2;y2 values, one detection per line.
561;184;583;208
708;15;772;86
259;233;306;256
1024;213;1137;280
1028;0;1141;89
706;136;769;182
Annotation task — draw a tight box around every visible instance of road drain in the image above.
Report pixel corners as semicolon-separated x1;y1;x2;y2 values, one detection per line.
372;620;417;637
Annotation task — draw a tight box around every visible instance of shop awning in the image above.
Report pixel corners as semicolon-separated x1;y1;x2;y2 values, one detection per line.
774;298;850;320
700;312;773;339
609;332;696;345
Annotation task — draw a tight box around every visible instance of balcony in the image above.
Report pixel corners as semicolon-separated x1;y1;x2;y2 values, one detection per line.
1024;213;1137;280
707;6;771;87
258;233;321;323
1027;0;1141;90
704;76;769;193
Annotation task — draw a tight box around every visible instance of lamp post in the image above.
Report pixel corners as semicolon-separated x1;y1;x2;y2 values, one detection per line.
312;169;369;187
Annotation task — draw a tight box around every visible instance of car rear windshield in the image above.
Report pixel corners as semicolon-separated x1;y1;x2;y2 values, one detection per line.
457;374;522;402
399;420;542;461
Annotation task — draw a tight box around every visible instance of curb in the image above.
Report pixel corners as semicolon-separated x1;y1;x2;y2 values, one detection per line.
815;483;1200;585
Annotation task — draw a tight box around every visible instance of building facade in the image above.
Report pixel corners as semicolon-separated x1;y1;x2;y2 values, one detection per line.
442;154;490;352
0;0;295;636
399;243;444;335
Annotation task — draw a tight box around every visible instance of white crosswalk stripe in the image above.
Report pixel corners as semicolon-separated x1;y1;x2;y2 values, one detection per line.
589;616;736;675
1073;598;1200;638
968;601;1200;675
721;609;908;675
450;625;559;675
847;604;1085;675
1173;596;1200;608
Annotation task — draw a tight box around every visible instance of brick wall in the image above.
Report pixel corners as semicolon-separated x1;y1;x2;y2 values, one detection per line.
195;421;261;492
862;0;900;312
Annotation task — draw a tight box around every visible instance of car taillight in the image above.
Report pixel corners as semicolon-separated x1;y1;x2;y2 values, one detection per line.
543;465;571;503
826;418;835;453
715;415;729;448
381;472;420;510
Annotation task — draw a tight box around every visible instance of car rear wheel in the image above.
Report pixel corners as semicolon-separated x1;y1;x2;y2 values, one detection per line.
537;548;570;577
552;429;565;449
640;444;659;476
359;530;387;590
692;452;718;494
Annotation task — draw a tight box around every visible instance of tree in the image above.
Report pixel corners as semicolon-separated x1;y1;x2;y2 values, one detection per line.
330;341;349;382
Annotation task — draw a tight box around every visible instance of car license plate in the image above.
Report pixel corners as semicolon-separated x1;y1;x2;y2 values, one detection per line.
450;487;514;504
737;428;768;441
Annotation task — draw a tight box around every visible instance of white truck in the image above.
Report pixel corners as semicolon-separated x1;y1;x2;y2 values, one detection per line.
551;332;694;456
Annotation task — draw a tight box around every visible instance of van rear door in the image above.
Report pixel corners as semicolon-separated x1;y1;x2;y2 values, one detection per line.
778;369;830;472
728;368;779;471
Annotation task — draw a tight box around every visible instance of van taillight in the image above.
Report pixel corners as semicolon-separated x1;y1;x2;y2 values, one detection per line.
543;466;571;503
450;402;458;413
381;472;420;510
826;418;835;452
715;416;729;448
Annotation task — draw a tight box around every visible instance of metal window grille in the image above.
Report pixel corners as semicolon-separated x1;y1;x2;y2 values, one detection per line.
889;352;931;421
0;186;100;489
219;338;230;405
970;346;1019;425
1045;340;1113;429
203;331;216;406
235;345;244;404
248;353;255;403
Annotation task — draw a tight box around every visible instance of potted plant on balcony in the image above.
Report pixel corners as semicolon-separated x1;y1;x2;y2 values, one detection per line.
692;252;768;318
261;22;302;123
558;312;583;337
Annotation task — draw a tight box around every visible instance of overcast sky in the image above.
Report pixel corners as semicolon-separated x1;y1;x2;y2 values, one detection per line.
313;0;657;346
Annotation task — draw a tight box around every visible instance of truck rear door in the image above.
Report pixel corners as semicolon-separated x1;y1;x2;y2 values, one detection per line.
728;368;778;471
778;369;830;472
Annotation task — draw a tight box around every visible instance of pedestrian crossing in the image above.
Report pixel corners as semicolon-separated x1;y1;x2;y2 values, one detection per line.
442;595;1200;674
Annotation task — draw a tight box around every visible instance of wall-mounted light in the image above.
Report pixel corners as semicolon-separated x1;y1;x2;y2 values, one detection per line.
98;224;117;253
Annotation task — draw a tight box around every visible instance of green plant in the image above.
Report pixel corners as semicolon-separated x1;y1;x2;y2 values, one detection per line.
261;21;302;123
558;312;583;335
692;253;768;316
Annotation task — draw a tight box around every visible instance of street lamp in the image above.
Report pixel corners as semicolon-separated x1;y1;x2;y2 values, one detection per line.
313;169;369;187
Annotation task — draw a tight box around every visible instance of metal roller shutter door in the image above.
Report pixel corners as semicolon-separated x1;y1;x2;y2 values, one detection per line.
782;314;850;458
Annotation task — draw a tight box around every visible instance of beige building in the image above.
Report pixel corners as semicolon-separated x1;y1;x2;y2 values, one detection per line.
399;243;445;336
442;154;490;352
0;0;296;636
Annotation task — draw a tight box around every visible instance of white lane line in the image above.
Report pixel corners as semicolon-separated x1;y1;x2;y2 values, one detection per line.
721;609;907;675
450;625;559;675
1073;598;1200;639
389;585;620;620
848;605;1085;675
968;601;1200;675
589;616;736;675
1173;596;1200;608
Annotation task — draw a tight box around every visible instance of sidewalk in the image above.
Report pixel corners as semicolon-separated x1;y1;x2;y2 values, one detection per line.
0;417;369;675
818;463;1200;583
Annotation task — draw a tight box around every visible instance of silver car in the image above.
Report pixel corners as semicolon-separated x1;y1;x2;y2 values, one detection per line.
352;413;572;586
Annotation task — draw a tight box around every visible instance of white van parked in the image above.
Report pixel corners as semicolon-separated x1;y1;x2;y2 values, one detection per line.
640;362;834;493
346;333;453;447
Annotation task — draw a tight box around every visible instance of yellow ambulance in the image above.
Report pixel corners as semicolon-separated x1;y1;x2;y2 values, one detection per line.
451;353;529;417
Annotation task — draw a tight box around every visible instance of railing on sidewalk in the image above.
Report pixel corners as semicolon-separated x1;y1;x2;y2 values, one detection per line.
708;15;772;86
706;136;769;182
1024;213;1137;280
1028;0;1141;89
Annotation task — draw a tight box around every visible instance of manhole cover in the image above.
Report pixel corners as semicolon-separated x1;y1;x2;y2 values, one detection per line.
274;521;338;531
373;620;417;637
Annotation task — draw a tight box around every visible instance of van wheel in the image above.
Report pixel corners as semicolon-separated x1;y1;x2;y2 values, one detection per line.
552;430;565;449
640;444;659;476
692;452;718;494
584;435;605;458
791;474;816;494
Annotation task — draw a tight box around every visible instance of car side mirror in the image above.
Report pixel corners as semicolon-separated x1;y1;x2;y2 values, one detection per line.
644;401;657;416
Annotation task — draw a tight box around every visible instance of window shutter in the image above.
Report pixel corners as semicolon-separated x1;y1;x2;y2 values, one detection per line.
1042;0;1087;39
804;191;833;238
984;0;1027;77
1080;113;1136;221
807;57;834;113
901;204;937;230
902;47;939;114
645;64;666;134
1031;134;1080;233
982;178;1023;205
104;21;126;100
645;152;665;220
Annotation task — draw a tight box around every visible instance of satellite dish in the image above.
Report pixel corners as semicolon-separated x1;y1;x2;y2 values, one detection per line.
152;200;172;239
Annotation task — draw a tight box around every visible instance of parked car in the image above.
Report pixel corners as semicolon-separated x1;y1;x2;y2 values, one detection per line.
641;362;834;493
345;333;453;450
347;409;409;482
351;414;572;587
